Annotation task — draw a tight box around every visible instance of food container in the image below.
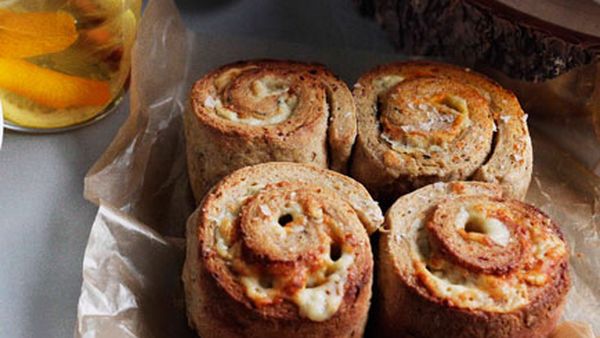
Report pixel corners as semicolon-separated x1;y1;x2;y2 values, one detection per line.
0;0;140;132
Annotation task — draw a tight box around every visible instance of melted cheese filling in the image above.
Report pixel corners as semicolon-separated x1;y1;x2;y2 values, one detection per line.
206;96;294;126
293;253;354;321
455;207;510;247
373;75;404;92
236;252;354;322
408;215;565;312
379;94;472;154
210;196;355;322
381;131;445;154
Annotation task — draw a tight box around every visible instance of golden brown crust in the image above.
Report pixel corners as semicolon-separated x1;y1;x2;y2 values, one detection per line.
185;60;357;202
377;181;570;338
183;163;383;338
426;197;527;275
351;61;533;205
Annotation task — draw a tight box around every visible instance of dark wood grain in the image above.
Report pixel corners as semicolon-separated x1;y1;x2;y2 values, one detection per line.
356;0;600;81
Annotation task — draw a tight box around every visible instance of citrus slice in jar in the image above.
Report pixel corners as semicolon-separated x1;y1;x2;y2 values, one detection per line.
0;8;138;129
0;10;78;58
0;58;112;129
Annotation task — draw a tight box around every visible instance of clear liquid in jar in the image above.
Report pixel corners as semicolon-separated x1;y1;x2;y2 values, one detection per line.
0;0;141;129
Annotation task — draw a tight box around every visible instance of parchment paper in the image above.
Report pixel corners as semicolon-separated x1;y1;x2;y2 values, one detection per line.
76;0;600;336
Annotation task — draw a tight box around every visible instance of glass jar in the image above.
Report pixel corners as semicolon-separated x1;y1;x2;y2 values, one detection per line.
0;0;141;132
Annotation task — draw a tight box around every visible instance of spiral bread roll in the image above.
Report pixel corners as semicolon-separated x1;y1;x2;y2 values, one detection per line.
378;181;570;338
182;162;383;338
351;61;533;204
185;60;357;202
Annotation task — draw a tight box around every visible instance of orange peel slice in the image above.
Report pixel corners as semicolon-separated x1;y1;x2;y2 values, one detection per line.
0;57;111;109
0;10;78;58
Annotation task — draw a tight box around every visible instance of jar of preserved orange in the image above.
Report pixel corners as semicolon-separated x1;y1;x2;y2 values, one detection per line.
0;0;140;132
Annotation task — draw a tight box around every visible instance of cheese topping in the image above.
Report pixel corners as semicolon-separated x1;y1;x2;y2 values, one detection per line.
455;207;510;247
407;208;566;312
379;93;473;153
206;68;301;126
373;75;404;92
207;96;294;126
294;253;354;321
373;74;495;178
214;67;246;92
210;189;356;322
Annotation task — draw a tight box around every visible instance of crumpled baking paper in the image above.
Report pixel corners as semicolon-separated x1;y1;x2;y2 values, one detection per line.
75;0;600;336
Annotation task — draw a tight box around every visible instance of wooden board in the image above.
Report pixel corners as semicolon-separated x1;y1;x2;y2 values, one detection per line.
500;0;600;38
357;0;600;81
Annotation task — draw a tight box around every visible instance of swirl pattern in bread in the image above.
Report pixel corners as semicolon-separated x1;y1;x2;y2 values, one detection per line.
378;181;570;338
185;60;357;202
351;61;533;204
183;162;383;338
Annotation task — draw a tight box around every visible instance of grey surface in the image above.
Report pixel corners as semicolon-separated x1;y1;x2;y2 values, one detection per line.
0;1;391;337
0;103;129;338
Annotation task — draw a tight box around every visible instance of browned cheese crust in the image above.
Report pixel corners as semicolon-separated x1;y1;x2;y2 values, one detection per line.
182;162;384;338
185;60;357;202
378;181;570;338
351;61;533;205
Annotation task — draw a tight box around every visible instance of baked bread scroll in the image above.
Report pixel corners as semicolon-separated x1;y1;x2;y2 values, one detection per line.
351;61;532;204
378;181;570;338
182;162;383;338
185;60;357;202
